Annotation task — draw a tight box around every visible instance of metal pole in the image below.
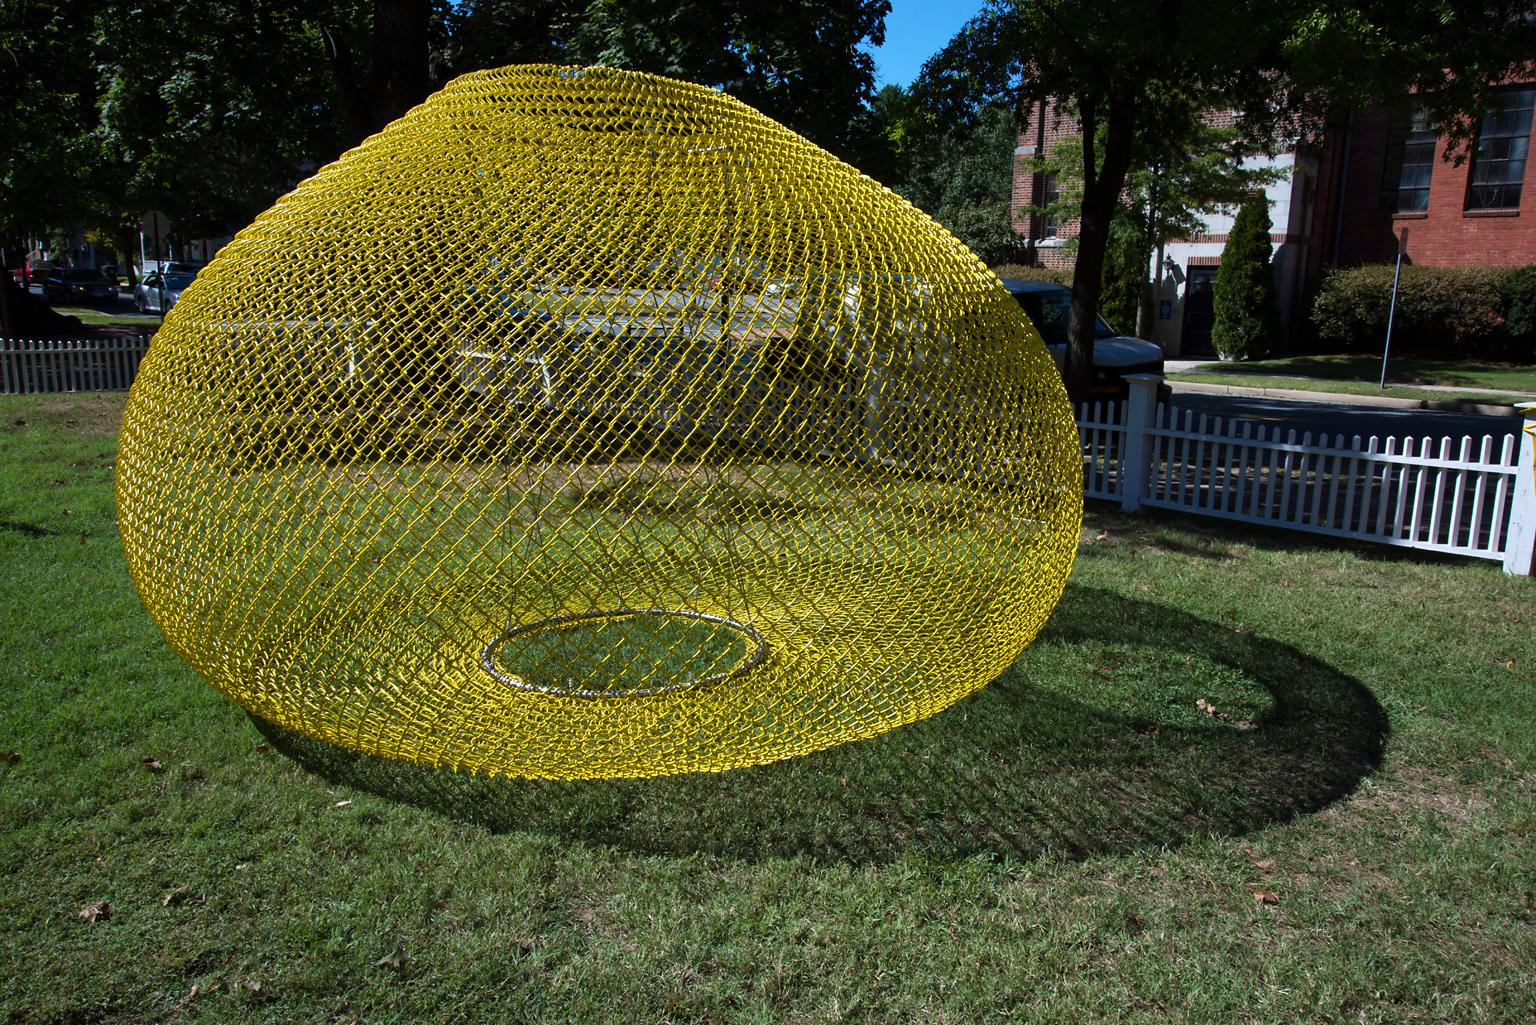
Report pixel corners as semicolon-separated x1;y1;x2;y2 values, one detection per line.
153;220;164;318
1379;227;1408;391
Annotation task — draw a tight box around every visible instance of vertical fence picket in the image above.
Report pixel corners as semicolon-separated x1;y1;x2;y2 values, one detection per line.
1167;409;1184;505
1307;434;1327;526
1427;437;1452;547
1469;436;1493;553
1352;437;1377;534
1372;438;1393;538
1489;435;1516;554
1232;421;1252;515
1089;402;1104;496
1209;417;1226;512
1390;436;1412;539
1278;429;1297;521
1338;434;1360;531
1188;413;1206;509
1407;436;1431;543
1449;436;1472;549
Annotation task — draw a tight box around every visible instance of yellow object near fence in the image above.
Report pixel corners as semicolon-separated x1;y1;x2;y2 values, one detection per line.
116;65;1083;779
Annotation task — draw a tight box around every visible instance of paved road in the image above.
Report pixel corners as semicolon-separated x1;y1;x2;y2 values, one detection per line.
1164;390;1524;447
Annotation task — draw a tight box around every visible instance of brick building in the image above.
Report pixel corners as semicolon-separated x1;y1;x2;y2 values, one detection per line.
1011;87;1536;356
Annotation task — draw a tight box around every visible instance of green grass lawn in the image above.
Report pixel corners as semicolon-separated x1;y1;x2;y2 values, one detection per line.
3;392;1535;1023
1169;354;1536;405
48;304;158;329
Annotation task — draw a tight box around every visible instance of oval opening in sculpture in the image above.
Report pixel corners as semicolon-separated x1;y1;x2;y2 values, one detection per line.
481;609;769;699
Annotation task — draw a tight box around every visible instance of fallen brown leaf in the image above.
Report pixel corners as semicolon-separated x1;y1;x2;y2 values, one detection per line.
78;901;111;923
1251;858;1274;873
374;947;408;969
253;744;270;753
162;885;204;908
141;756;163;772
1252;890;1279;905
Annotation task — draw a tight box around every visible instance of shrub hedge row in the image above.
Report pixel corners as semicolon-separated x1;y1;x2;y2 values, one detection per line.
1312;264;1536;360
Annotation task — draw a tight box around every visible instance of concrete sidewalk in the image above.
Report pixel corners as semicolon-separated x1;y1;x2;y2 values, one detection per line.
1162;359;1533;416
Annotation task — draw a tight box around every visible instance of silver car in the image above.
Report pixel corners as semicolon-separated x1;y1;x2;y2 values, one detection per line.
135;271;196;314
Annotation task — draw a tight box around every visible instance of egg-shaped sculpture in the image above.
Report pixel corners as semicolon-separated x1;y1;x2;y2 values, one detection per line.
116;64;1083;779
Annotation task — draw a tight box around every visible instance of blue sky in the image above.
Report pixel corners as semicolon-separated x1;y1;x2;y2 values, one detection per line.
865;0;989;88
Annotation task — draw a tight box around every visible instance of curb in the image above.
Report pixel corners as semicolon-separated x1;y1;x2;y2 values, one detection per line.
1166;380;1520;417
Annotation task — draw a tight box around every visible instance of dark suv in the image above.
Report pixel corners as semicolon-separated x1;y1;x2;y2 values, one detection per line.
1001;278;1165;400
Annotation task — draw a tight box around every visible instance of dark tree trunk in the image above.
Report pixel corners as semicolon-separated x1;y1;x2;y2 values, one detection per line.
0;263;13;337
115;226;139;289
370;0;431;130
1066;89;1136;404
319;0;430;142
319;20;373;142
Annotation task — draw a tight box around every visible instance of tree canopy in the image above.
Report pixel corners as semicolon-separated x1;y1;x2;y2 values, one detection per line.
914;0;1536;401
0;0;889;271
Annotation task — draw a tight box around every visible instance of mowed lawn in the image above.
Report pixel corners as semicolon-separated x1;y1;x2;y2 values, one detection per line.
2;391;1534;1024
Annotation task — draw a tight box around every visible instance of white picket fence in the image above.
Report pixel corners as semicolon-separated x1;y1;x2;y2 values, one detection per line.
0;336;152;395
1079;375;1536;575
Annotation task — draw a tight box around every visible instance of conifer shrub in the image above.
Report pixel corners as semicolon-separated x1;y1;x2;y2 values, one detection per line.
1211;192;1278;360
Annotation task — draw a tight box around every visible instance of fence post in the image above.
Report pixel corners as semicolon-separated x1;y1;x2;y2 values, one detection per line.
1504;401;1536;576
1119;374;1162;513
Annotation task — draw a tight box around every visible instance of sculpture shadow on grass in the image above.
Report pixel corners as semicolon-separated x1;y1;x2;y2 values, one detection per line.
252;585;1387;864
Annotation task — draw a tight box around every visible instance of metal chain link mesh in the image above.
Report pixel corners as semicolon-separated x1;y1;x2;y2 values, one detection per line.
116;65;1082;779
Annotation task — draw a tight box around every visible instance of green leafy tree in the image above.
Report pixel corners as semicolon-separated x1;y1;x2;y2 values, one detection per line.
568;0;889;158
0;0;101;243
94;1;358;240
915;0;1536;402
1211;192;1277;360
876;84;1024;265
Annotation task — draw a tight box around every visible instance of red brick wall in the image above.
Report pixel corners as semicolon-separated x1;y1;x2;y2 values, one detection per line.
1012;98;1081;268
1317;105;1536;269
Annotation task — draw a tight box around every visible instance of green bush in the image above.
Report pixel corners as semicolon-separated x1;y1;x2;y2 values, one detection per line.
1212;193;1278;360
1310;264;1525;358
1499;265;1536;360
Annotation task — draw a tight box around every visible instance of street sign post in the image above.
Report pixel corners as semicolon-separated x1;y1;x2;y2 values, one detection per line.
1380;226;1408;391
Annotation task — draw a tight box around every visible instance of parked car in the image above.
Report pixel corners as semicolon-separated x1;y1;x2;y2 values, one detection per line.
44;267;118;304
21;261;57;288
135;271;197;314
1001;278;1166;401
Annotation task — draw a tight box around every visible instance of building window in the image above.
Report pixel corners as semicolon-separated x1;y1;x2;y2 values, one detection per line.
1380;109;1436;213
1465;86;1536;211
1038;173;1060;239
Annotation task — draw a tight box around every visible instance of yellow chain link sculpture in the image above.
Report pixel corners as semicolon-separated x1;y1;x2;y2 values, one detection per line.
117;65;1082;779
